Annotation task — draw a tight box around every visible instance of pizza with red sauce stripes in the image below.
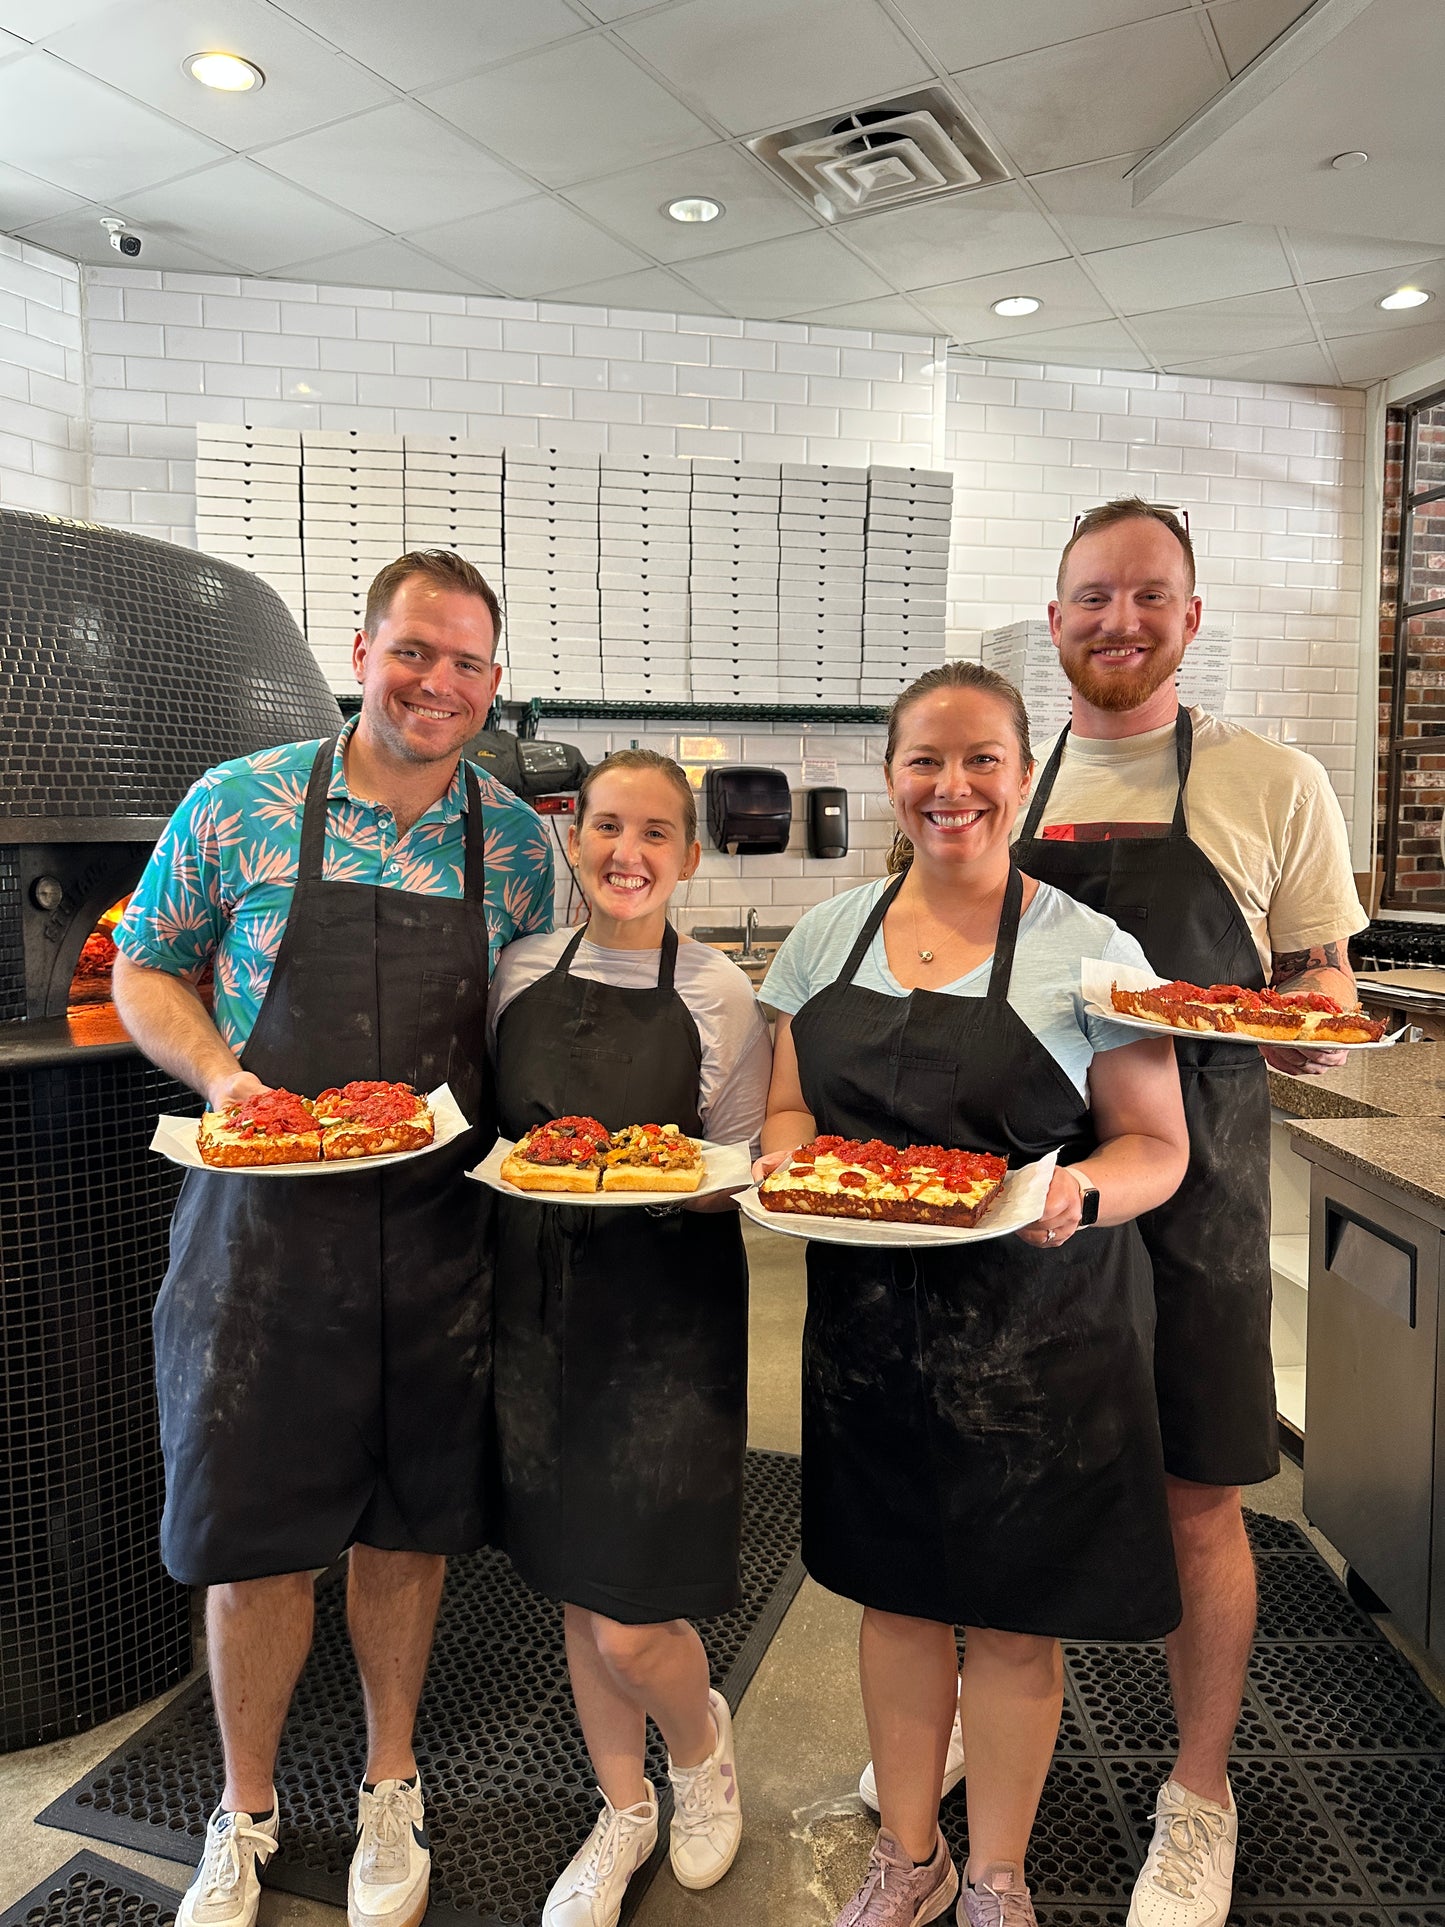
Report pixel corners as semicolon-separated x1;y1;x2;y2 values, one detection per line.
760;1135;1008;1228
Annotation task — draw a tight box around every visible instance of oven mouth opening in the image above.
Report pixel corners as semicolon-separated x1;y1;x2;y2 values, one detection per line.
69;896;128;1008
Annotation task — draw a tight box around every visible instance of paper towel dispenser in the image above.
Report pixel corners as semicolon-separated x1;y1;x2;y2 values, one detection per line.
706;766;792;855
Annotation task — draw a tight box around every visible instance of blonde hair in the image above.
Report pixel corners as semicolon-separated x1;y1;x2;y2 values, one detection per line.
883;660;1033;874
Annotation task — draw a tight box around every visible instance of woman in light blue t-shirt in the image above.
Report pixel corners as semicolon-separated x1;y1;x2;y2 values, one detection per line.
755;661;1190;1927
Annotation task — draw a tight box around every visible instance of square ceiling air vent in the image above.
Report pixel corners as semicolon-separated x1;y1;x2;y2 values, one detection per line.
749;89;1008;221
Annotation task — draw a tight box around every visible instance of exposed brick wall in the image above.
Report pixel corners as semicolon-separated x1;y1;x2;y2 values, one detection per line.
1379;397;1445;911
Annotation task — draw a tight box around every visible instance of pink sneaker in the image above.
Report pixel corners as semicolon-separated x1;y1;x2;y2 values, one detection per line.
958;1862;1039;1927
835;1827;959;1927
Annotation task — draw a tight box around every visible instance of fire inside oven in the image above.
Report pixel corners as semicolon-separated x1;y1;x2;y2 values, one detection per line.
69;895;128;1006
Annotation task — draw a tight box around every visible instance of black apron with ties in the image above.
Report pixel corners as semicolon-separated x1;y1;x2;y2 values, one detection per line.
792;866;1179;1641
493;923;748;1626
1015;707;1278;1486
154;737;498;1585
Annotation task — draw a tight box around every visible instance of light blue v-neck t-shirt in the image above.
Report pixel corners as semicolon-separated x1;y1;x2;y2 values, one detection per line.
759;876;1153;1097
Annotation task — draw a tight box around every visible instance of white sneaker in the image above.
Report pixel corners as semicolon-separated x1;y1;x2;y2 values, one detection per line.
858;1687;966;1813
1126;1778;1237;1927
668;1688;742;1890
177;1798;279;1927
349;1775;430;1927
542;1791;659;1927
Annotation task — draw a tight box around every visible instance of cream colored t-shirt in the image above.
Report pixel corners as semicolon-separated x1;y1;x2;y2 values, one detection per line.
1022;709;1367;979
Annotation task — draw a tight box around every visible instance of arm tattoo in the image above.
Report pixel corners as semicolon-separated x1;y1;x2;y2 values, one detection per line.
1271;939;1349;989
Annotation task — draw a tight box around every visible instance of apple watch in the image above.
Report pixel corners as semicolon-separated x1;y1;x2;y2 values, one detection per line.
1067;1165;1101;1228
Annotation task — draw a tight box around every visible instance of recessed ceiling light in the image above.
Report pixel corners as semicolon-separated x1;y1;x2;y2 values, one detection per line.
1330;150;1369;170
665;196;722;224
186;51;265;91
1379;287;1431;311
991;295;1041;317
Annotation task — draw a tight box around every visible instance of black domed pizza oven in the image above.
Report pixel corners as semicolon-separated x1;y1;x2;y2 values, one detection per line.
0;506;343;1748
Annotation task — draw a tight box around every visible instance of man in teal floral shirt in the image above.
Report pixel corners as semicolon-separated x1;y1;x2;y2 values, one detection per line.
114;551;552;1927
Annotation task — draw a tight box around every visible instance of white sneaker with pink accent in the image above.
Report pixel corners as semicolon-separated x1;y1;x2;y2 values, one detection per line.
667;1688;743;1890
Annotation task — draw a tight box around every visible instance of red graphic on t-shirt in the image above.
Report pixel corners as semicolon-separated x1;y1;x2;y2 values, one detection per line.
1041;822;1171;843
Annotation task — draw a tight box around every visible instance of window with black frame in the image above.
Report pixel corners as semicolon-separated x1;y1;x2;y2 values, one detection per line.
1382;387;1445;910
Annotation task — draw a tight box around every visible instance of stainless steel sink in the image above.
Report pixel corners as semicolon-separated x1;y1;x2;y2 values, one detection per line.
691;922;792;978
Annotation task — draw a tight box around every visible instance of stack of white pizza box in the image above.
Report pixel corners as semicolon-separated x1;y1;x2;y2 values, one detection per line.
401;436;503;666
501;448;601;704
688;460;781;703
194;425;305;633
301;429;405;690
777;463;866;704
980;620;1071;735
861;466;952;702
599;453;691;701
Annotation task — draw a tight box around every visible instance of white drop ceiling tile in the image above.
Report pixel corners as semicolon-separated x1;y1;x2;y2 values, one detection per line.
550;264;730;313
1325;321;1445;387
266;0;587;94
409;197;648;297
912;256;1113;343
0;24;21;49
1287;230;1445;283
842;183;1068;291
17;202;234;270
1085;225;1294;314
675;228;892;320
44;0;392;145
953;12;1223;175
890;0;1182;73
562;144;815;261
122;160;385;272
788;294;939;334
255;104;532;231
420;37;712;190
962;318;1155;369
614;0;932;137
1168;340;1339;384
0;52;225;200
1204;0;1314;78
1029;152;1223;252
278;237;491;295
0;157;84;227
1304;258;1445;330
1127;287;1315;360
0;0;120;36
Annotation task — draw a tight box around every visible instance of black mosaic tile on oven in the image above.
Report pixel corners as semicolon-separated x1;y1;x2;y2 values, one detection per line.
1065;1642;1281;1755
1300;1756;1445;1901
39;1449;804;1927
0;507;342;821
1249;1642;1445;1754
1109;1755;1372;1906
0;1853;181;1927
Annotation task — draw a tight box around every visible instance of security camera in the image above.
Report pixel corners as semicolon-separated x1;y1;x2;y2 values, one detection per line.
101;217;141;258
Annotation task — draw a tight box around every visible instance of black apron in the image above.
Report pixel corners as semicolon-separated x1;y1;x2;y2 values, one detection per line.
154;738;498;1585
792;867;1179;1642
492;924;748;1626
1015;708;1278;1486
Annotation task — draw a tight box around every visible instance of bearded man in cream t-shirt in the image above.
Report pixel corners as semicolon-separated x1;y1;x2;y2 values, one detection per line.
1010;499;1368;1927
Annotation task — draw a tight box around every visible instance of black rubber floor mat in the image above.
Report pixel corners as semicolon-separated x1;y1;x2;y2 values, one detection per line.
926;1514;1445;1925
0;1853;181;1927
38;1449;803;1927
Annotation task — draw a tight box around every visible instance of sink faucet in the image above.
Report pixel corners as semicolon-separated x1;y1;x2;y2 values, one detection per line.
741;906;760;961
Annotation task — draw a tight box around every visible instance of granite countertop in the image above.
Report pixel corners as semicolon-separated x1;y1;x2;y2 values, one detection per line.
1269;1041;1445;1214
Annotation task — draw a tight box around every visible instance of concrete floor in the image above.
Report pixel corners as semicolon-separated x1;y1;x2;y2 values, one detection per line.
2;1225;1441;1924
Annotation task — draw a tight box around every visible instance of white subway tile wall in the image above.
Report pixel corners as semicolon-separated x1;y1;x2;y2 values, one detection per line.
0;250;1370;872
0;239;86;517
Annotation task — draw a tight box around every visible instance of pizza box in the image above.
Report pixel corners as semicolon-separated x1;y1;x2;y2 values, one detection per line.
470;1137;754;1207
1081;960;1404;1051
737;1148;1059;1249
150;1084;472;1176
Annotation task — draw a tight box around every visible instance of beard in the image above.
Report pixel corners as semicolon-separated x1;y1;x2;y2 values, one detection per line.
1058;633;1187;712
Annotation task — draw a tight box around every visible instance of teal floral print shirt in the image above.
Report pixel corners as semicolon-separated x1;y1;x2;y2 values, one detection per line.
116;719;554;1052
